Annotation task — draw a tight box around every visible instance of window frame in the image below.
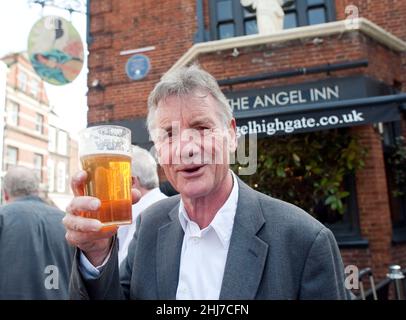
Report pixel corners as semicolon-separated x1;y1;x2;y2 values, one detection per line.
30;78;40;98
35;113;44;134
5;146;18;169
56;161;66;193
7;100;19;126
49;126;57;152
18;70;28;92
382;121;406;243
57;130;68;156
323;174;368;247
209;0;336;40
33;153;43;182
47;159;55;192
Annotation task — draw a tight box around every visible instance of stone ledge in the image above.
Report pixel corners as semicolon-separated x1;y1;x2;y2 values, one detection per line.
169;18;406;72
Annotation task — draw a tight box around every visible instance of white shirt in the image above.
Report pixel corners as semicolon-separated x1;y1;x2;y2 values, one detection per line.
176;171;239;300
117;187;167;266
80;172;239;301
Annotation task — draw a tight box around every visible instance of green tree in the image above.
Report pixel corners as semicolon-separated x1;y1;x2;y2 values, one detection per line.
233;129;368;216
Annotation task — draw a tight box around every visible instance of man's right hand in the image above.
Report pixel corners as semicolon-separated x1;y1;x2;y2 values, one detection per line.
63;170;141;267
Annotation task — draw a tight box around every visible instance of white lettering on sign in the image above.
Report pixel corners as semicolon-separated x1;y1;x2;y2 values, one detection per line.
228;85;340;111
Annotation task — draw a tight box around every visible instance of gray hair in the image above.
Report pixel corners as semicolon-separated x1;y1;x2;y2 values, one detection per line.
146;64;232;134
131;145;159;190
3;166;39;198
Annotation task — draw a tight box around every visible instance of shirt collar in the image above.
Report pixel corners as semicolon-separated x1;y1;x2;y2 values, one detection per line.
178;170;239;248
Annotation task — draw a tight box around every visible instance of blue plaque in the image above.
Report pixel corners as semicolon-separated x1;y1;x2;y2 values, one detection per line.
125;54;150;80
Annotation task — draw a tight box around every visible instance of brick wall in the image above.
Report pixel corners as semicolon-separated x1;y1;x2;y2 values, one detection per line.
336;0;406;41
87;0;197;124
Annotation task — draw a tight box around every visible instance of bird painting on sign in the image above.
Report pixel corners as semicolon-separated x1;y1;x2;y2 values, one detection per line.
240;0;286;35
27;16;84;85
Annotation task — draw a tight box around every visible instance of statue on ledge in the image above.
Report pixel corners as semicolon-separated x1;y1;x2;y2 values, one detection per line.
241;0;286;35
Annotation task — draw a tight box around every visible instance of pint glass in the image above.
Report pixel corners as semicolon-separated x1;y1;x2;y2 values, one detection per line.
78;125;132;226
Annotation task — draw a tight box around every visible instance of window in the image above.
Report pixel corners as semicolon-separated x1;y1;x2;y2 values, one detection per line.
5;146;18;169
382;122;406;243
35;113;44;134
232;128;366;247
18;71;28;92
307;0;327;25
57;130;68;155
209;0;336;40
243;7;257;35
7;101;19;126
49;126;57;152
47;159;55;192
216;0;235;39
30;79;40;98
34;153;43;182
57;162;66;193
284;1;298;29
285;0;335;27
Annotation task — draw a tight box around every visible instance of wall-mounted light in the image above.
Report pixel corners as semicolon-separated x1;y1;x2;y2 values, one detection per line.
231;48;240;58
312;37;324;45
91;79;105;91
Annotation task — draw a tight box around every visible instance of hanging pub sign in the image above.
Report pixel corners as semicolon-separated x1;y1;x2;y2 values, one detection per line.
225;76;402;137
125;54;151;81
27;16;84;85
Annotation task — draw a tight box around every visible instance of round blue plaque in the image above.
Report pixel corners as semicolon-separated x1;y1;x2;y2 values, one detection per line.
125;54;150;80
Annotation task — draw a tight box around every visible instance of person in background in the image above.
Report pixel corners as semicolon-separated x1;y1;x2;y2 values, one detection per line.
117;146;167;266
0;166;73;299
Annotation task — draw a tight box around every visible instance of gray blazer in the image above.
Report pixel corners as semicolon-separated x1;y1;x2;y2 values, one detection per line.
70;178;349;300
0;196;74;299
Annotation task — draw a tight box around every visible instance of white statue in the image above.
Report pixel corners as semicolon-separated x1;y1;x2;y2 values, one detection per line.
241;0;285;35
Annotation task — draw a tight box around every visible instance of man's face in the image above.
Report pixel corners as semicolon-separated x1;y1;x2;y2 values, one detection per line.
152;92;236;200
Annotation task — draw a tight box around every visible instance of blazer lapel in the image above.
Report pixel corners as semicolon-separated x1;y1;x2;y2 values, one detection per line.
156;205;184;299
219;178;268;299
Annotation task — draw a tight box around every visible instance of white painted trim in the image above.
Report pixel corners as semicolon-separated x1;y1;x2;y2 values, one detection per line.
5;124;48;142
16;63;42;80
4;138;48;155
6;87;49;114
5;109;42;126
168;18;406;72
120;46;156;56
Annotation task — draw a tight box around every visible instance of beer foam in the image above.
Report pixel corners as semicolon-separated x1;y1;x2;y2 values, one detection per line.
79;150;132;158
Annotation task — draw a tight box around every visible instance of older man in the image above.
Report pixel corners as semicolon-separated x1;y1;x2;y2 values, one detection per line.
0;166;74;299
64;65;349;300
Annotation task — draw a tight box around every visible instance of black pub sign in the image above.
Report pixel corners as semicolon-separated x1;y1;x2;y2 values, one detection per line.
225;76;400;137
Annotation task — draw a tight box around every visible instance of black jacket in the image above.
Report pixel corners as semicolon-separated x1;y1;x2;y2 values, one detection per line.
0;196;74;299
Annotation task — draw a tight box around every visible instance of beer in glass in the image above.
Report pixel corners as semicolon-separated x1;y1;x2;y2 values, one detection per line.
78;125;132;226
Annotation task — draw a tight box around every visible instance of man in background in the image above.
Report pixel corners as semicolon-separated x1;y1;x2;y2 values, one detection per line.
117;146;167;266
0;166;73;299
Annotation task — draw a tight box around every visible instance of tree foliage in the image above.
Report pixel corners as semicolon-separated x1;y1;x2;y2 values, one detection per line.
232;129;368;216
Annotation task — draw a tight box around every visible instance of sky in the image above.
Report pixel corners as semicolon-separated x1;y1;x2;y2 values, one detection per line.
0;0;88;138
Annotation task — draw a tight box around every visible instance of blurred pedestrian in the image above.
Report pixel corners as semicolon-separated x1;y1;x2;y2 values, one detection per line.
117;146;167;266
0;166;74;299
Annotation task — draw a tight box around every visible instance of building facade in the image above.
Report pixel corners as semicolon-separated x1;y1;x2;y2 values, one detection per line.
47;108;79;210
1;53;49;196
0;53;79;210
86;0;406;284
